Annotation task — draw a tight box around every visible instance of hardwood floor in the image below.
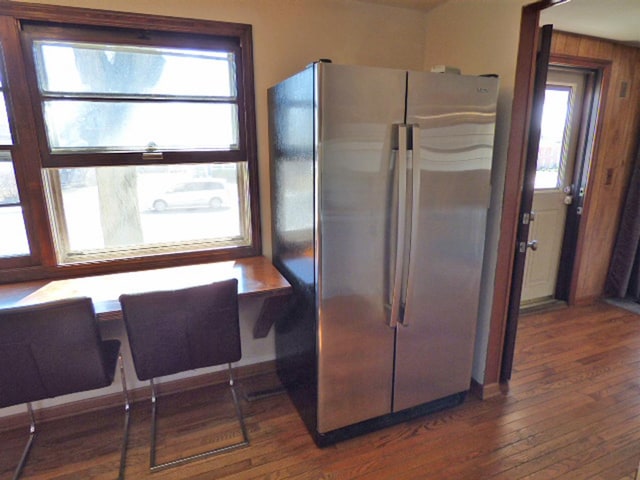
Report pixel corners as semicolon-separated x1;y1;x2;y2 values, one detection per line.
2;302;640;479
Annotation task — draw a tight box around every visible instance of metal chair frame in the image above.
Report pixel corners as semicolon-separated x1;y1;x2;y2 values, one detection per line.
11;353;131;480
148;363;249;472
119;279;248;473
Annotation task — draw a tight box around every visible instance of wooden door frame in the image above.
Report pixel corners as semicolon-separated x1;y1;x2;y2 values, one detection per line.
500;22;553;383
481;0;569;393
551;57;610;304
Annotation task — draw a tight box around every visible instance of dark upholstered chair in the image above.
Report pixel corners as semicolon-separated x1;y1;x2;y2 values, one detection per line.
119;278;248;472
0;297;130;480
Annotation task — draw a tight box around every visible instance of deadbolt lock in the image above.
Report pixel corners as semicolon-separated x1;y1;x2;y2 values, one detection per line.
519;240;538;253
522;211;536;225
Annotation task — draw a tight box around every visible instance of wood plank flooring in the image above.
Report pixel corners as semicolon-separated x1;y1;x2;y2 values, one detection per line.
2;301;640;479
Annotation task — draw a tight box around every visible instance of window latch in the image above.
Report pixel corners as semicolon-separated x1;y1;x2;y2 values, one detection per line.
143;141;163;161
142;152;164;161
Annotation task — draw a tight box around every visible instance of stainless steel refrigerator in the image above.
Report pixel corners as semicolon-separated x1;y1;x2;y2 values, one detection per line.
269;61;498;445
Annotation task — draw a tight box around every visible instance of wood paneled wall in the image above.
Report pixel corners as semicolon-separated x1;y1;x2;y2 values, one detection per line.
551;32;640;304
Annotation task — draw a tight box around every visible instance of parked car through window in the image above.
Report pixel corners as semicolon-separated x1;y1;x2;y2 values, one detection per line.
152;180;232;211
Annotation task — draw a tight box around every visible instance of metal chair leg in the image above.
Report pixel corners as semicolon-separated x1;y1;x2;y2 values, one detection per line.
148;364;250;472
149;378;159;471
10;355;131;480
12;403;36;480
118;353;131;480
227;363;249;445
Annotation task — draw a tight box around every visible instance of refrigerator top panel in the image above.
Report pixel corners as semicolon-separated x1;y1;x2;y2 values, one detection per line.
407;72;499;174
315;63;406;433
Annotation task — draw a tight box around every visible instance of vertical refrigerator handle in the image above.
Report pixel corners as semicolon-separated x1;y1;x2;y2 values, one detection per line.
401;125;421;326
388;124;408;328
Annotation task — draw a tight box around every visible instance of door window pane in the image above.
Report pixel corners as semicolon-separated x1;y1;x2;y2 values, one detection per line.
535;87;571;189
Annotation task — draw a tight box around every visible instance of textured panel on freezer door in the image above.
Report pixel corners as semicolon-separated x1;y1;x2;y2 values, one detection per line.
269;66;316;295
393;72;498;412
316;64;406;433
269;66;318;410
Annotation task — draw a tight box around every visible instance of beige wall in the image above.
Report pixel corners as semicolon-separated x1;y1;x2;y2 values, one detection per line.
422;0;530;383
6;0;534;407
3;0;431;417
15;0;430;258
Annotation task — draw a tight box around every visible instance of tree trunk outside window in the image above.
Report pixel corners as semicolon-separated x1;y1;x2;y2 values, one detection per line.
73;48;165;247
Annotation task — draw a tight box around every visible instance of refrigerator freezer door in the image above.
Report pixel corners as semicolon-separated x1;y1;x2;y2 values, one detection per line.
316;64;406;433
393;72;498;412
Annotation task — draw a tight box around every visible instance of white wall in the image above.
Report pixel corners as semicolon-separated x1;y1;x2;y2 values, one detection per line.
422;0;530;384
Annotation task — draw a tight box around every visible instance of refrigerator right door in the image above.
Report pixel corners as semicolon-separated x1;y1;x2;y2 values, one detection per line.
393;72;498;412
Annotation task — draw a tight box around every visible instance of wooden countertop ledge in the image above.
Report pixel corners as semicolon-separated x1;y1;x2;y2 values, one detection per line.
0;257;292;332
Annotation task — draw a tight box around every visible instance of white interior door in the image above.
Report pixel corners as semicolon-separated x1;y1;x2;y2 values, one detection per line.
521;68;586;305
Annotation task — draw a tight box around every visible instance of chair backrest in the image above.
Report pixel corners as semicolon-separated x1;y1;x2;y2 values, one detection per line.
119;279;241;381
0;297;114;408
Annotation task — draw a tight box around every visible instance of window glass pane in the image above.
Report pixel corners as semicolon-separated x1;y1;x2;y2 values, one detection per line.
535;88;571;189
0;154;29;257
0;97;12;145
0;205;30;257
44;101;238;152
53;163;249;260
35;41;236;98
0;153;19;205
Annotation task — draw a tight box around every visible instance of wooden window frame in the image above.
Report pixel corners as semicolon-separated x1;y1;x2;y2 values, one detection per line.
0;3;261;284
